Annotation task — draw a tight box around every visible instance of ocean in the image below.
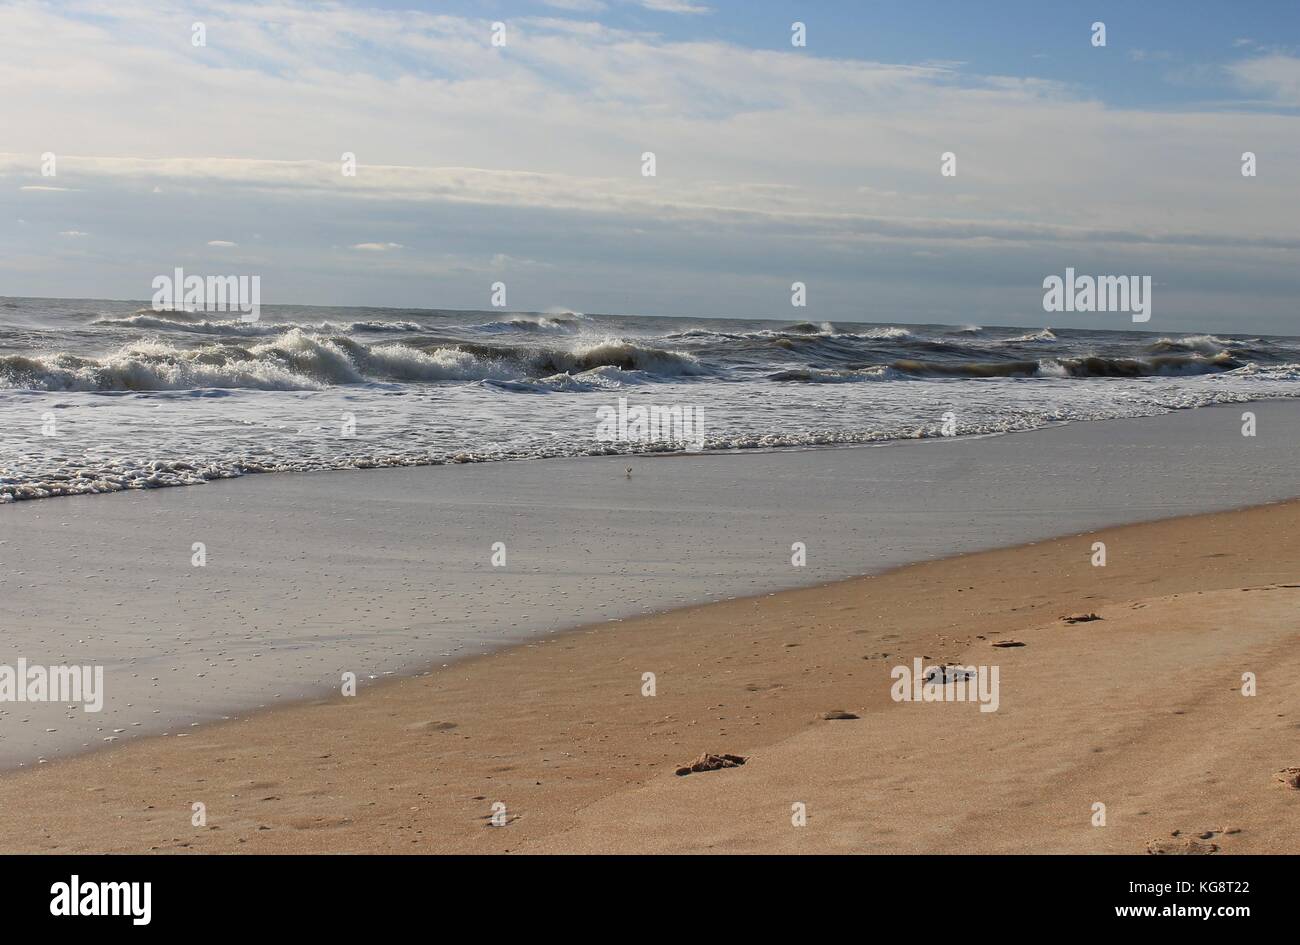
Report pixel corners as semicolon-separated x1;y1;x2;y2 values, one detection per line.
2;295;1299;503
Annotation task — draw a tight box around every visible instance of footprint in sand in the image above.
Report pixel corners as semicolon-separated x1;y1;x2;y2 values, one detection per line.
288;815;353;830
239;780;280;792
1061;613;1102;624
1147;827;1241;855
819;709;860;720
405;720;458;733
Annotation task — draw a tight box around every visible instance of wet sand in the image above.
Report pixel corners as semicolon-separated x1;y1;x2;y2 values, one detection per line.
1;400;1297;770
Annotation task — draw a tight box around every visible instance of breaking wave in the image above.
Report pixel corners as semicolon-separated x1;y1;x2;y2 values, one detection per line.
5;299;1300;505
1005;328;1057;344
0;330;705;391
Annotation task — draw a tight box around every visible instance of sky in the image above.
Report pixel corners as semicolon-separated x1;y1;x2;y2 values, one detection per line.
2;0;1299;332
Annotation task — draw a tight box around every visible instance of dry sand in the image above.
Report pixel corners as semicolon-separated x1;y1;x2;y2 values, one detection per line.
1;498;1298;854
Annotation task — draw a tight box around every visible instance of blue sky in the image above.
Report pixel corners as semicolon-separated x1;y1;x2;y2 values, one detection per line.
367;0;1300;109
2;0;1299;332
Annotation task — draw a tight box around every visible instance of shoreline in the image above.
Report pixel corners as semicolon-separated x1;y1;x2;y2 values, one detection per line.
3;400;1300;771
2;389;1297;508
1;495;1298;852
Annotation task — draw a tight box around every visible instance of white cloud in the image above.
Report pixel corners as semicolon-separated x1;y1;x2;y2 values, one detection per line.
1228;54;1300;106
207;240;238;247
59;230;89;237
351;242;404;252
638;0;711;13
541;0;608;11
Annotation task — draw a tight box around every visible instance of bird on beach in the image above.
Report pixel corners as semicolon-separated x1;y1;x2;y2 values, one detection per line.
625;466;632;479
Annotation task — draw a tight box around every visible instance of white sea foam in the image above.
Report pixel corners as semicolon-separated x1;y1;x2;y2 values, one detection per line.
4;299;1300;504
1007;327;1057;343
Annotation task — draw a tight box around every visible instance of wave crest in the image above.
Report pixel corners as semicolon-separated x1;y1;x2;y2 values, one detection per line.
0;330;704;391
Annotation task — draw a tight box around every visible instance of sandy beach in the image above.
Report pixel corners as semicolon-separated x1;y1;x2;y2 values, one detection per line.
1;404;1298;853
7;0;1300;905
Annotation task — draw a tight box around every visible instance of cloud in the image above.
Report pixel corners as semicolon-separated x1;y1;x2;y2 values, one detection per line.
58;230;88;237
1227;54;1300;106
207;239;238;247
638;0;710;12
19;185;74;192
541;0;608;11
351;242;404;251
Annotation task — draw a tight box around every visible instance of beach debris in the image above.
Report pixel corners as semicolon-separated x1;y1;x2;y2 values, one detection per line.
625;466;632;479
819;709;859;720
990;640;1025;648
1274;767;1300;789
1146;837;1219;855
1062;613;1102;624
922;666;975;682
675;752;747;776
